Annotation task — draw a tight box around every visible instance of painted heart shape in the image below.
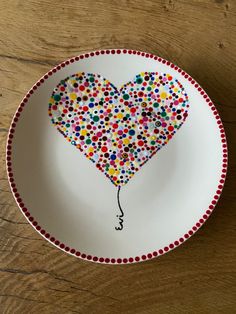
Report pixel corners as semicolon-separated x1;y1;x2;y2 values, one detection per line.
49;72;189;186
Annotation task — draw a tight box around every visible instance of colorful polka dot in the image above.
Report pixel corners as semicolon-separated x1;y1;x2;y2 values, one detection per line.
49;72;189;186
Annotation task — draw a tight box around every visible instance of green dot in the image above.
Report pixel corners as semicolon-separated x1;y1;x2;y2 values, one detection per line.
151;140;156;145
86;138;92;144
123;94;129;100
66;123;70;127
161;112;167;117
90;97;94;102
58;117;62;121
136;77;143;84
149;81;154;85
89;77;94;82
153;102;159;108
130;149;134;153
93;116;99;122
54;94;61;101
147;86;151;91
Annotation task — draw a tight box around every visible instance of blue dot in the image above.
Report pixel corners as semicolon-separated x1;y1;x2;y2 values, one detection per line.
111;154;116;160
76;133;80;136
129;129;135;136
155;89;159;93
75;126;80;131
89;103;94;108
115;109;119;113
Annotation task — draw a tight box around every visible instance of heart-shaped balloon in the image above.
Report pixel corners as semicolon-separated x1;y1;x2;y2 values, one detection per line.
49;72;189;186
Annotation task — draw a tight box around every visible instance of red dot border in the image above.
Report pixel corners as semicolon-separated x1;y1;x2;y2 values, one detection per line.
6;49;228;264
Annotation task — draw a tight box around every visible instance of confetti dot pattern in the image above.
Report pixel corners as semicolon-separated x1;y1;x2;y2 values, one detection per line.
49;72;189;186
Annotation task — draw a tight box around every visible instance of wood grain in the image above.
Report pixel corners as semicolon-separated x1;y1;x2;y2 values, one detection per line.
0;0;235;313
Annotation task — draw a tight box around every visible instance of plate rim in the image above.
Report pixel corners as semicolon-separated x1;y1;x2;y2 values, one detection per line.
6;49;228;264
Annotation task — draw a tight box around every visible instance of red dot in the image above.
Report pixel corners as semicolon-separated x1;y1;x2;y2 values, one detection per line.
138;140;144;146
168;126;174;132
101;146;107;152
113;123;118;129
79;85;85;91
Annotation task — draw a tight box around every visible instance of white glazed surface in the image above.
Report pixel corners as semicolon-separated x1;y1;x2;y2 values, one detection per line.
9;51;224;261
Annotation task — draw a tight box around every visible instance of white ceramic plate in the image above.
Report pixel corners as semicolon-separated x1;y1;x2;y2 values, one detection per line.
6;49;227;264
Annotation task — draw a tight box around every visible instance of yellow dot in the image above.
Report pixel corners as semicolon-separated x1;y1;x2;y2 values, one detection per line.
88;147;94;152
174;88;178;92
160;92;167;99
70;93;77;100
81;129;87;136
109;168;115;175
117;113;123;119
151;136;156;140
123;138;130;145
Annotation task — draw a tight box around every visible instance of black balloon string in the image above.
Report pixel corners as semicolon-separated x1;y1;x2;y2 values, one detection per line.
115;186;124;230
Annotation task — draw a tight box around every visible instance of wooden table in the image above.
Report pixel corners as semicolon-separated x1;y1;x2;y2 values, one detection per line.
0;1;235;313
